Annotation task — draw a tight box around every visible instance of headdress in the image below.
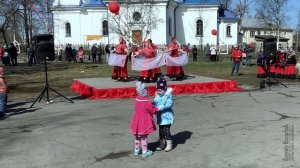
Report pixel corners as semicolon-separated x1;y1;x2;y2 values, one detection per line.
171;37;177;44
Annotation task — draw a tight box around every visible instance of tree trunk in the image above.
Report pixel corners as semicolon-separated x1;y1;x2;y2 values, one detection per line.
1;30;8;46
23;2;30;48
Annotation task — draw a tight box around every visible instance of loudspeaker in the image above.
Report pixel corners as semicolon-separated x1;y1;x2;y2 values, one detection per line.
34;34;55;61
263;39;277;57
35;41;55;61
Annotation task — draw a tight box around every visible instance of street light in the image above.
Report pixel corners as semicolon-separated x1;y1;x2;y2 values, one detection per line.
276;19;280;50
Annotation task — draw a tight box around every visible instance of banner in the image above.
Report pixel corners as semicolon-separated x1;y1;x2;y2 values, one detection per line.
108;53;127;67
166;53;189;66
131;53;166;71
86;35;102;41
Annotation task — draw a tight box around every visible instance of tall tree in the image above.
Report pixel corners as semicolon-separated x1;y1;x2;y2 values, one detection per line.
219;0;232;9
255;0;289;48
232;0;252;18
0;0;19;45
295;10;300;51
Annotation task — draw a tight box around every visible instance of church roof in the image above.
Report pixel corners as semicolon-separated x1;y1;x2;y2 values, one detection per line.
81;0;105;7
219;10;239;21
241;18;292;31
175;0;218;4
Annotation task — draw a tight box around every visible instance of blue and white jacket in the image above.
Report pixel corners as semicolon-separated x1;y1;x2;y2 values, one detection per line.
153;88;174;125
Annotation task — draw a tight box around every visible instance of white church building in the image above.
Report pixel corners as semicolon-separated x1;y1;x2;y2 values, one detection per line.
52;0;239;52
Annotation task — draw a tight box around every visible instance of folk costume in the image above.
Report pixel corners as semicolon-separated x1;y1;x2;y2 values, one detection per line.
166;37;185;80
148;39;162;80
112;36;128;81
137;39;161;83
130;82;158;157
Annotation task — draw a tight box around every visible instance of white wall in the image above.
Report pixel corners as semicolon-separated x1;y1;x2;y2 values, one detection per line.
175;6;219;46
53;9;108;47
219;21;239;46
53;2;240;48
148;4;167;45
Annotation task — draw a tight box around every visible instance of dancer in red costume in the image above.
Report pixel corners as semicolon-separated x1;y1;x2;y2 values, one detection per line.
148;39;162;80
134;40;160;83
166;37;185;80
112;36;128;81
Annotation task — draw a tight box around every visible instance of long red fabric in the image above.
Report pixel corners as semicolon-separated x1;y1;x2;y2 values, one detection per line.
70;80;241;100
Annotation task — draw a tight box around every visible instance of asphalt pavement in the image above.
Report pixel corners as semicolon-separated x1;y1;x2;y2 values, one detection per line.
0;83;300;168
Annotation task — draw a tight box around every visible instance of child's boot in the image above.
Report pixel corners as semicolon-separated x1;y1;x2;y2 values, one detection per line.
134;148;141;156
164;140;173;152
156;139;166;151
142;150;153;158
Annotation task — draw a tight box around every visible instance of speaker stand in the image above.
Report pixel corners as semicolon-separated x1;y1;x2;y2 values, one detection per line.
262;60;288;88
30;61;74;108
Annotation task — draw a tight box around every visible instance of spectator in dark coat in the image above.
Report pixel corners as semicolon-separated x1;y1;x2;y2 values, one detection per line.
8;43;18;66
65;44;73;62
91;44;97;63
192;45;198;61
204;43;210;62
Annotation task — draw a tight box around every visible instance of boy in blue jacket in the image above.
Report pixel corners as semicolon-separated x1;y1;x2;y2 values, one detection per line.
153;77;174;152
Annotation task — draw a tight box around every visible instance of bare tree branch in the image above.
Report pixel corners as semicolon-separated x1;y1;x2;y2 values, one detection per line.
109;2;163;45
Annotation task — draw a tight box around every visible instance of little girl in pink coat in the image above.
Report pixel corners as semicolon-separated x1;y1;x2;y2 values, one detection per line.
130;81;158;157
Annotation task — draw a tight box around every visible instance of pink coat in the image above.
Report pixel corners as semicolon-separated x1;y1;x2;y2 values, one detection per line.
130;96;158;135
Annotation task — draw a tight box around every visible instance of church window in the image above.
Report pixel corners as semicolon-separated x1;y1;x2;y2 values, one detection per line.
65;22;71;37
102;20;108;36
250;31;255;37
226;25;231;37
196;19;203;36
133;12;142;22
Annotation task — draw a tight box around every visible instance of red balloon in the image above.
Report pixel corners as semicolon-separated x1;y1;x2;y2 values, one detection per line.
211;29;217;36
108;2;120;14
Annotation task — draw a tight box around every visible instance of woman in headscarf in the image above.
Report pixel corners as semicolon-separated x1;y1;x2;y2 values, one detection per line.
148;39;162;80
112;36;128;81
166;37;185;80
134;39;158;83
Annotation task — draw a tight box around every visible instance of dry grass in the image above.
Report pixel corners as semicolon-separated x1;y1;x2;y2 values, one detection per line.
4;56;299;101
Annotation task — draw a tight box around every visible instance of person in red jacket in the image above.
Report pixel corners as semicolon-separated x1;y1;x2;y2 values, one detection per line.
231;44;242;76
112;36;128;81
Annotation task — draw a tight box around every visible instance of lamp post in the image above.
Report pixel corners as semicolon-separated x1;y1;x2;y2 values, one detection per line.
276;19;280;50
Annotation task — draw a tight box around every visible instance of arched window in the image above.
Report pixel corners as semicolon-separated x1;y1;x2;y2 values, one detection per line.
65;22;71;37
226;25;231;37
102;20;108;36
196;19;203;36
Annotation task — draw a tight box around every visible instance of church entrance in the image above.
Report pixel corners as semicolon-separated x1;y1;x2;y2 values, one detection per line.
132;30;142;45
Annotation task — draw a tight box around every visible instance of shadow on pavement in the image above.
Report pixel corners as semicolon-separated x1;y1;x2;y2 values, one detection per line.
5;101;41;117
172;130;193;149
148;130;193;151
6;107;41;116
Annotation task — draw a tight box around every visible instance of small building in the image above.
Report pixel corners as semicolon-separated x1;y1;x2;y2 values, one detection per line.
240;18;293;51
